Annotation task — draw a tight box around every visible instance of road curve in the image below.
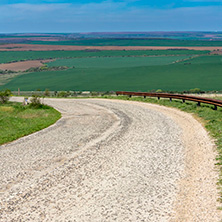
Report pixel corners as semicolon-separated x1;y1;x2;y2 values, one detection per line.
0;98;221;221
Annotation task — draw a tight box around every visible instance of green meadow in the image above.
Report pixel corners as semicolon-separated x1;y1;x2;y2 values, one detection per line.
1;54;222;92
47;55;191;68
0;50;209;64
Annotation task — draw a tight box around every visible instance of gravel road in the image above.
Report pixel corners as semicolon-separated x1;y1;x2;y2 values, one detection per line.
0;98;221;221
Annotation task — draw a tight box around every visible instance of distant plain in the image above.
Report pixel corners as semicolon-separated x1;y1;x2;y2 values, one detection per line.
0;33;222;92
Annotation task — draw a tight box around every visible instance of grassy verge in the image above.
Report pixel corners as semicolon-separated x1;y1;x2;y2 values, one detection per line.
0;102;61;145
102;95;222;203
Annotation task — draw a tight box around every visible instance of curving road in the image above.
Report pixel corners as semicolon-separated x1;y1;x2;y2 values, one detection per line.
0;98;221;221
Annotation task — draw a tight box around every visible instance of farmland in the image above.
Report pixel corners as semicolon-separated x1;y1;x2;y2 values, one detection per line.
26;39;222;47
0;50;209;64
1;53;222;92
47;55;191;68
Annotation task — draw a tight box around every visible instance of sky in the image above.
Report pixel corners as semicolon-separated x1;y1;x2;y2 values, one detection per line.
1;0;222;33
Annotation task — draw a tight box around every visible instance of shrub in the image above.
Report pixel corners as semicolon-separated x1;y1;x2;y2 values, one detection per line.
189;88;204;94
0;70;16;74
0;89;11;104
57;91;70;98
101;91;111;96
91;91;99;96
44;89;50;97
29;95;43;108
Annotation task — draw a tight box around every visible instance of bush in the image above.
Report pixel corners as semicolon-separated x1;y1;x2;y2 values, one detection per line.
0;89;11;104
0;70;16;74
57;91;70;98
44;89;50;97
91;91;99;96
189;88;204;94
29;95;43;108
26;66;68;73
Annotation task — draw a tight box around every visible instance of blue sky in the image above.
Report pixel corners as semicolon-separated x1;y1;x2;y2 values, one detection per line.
1;0;222;33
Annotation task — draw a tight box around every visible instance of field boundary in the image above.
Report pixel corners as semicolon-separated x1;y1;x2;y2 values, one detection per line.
116;91;222;110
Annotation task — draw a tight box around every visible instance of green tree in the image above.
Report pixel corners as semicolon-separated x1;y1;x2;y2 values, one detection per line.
0;89;11;104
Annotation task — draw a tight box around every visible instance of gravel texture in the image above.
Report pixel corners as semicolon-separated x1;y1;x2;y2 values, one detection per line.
0;98;221;221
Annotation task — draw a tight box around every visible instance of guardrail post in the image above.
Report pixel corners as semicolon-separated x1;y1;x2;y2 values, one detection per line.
115;91;222;111
170;98;172;102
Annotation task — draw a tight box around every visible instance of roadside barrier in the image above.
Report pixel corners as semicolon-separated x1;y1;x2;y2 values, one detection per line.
116;91;222;110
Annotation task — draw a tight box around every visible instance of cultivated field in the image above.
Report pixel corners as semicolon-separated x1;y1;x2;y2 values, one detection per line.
23;38;222;46
0;44;222;51
0;50;208;64
0;60;52;71
47;55;191;68
1;53;222;92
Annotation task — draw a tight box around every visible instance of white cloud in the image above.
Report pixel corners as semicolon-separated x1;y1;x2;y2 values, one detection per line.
0;2;222;32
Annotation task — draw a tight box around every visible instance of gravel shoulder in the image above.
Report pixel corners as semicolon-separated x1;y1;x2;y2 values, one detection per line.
0;98;221;221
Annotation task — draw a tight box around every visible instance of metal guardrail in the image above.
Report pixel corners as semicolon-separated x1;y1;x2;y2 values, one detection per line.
116;91;222;110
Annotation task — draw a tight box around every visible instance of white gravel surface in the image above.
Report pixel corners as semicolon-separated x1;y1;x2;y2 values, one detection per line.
0;98;221;221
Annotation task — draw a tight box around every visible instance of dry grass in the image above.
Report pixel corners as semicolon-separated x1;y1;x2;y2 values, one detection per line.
0;106;14;112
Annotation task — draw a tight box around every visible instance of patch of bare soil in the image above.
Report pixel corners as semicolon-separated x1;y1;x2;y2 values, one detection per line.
0;44;222;51
0;59;53;71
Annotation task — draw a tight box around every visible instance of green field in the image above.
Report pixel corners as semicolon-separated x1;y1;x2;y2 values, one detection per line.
48;55;191;68
28;39;222;46
0;50;209;64
1;55;222;92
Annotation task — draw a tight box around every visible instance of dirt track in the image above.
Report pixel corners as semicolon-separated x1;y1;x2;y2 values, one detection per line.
0;44;222;51
0;98;221;221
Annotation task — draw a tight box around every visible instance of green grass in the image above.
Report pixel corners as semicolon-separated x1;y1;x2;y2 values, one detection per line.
0;50;209;64
47;55;191;68
28;38;222;46
102;95;222;203
1;55;222;92
0;102;61;145
181;55;222;64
